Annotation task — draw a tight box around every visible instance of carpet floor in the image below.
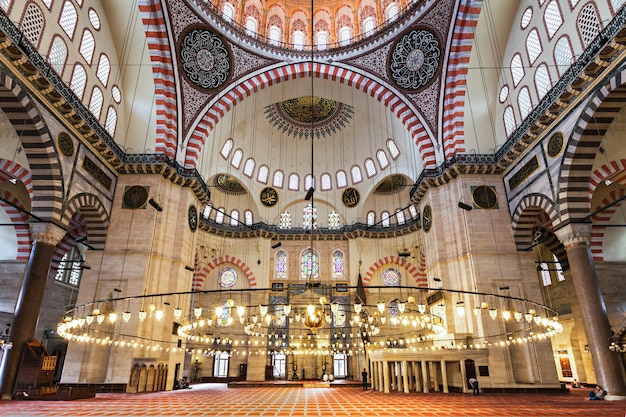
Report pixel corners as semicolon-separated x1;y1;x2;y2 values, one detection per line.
0;383;623;417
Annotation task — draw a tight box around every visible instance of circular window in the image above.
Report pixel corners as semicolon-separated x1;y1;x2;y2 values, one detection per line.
382;268;401;287
472;185;498;209
122;185;148;209
521;7;533;29
218;267;238;288
547;132;564;157
499;85;509;103
88;9;101;30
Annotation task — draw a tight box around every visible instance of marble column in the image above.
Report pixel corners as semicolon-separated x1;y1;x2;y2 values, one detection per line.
383;360;390;393
421;360;429;393
377;360;383;392
460;360;467;394
441;360;449;393
555;223;626;398
402;360;409;393
0;223;65;399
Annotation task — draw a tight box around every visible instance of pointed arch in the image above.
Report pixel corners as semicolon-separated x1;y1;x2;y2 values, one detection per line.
184;62;434;170
363;255;426;287
193;255;257;290
0;189;31;260
590;188;626;261
589;159;626;200
511;193;559;251
0;159;33;202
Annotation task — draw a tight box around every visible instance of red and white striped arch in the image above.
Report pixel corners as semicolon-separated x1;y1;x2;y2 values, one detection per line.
589;159;626;200
441;0;483;160
183;62;436;169
0;159;33;203
590;188;626;262
139;0;177;159
0;189;31;261
362;255;427;287
192;255;257;291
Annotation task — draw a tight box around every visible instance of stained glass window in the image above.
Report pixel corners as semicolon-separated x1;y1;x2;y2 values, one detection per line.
274;250;288;279
303;204;317;229
332;250;344;279
382;268;401;286
218;267;238;288
279;211;291;229
301;248;319;279
328;211;341;229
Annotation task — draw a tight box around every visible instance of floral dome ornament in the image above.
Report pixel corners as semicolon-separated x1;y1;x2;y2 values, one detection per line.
390;28;441;90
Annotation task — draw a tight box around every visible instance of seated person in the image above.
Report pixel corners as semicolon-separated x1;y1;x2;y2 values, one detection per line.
587;385;606;400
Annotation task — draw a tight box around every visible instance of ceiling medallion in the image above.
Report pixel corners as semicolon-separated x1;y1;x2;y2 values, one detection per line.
375;175;405;194
180;28;230;90
215;174;246;195
390;28;441;90
264;96;354;140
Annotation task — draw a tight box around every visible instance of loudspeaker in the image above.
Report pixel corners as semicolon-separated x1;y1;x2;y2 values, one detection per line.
458;201;473;211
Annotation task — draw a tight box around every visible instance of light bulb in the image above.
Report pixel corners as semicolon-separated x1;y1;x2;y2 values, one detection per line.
123;311;132;322
96;314;105;324
227;299;235;308
194;307;203;318
353;303;362;314
148;303;156;312
380;316;386;324
265;314;272;325
502;310;511;321
85;315;94;325
514;311;522;321
215;306;224;317
283;304;291;315
418;303;426;314
108;312;118;323
138;310;147;321
533;315;542;325
330;303;339;314
456;301;465;317
398;302;406;314
237;305;246;317
173;307;183;320
155;309;164;320
259;305;268;316
319;296;327;305
307;304;315;316
407;295;415;304
488;308;498;320
377;302;385;313
295;313;301;322
473;306;481;316
252;315;258;324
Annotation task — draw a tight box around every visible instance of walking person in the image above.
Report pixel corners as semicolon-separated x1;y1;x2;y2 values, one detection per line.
469;377;479;396
362;368;368;391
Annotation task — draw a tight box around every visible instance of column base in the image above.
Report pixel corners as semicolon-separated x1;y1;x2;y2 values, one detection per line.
605;395;626;401
1;394;13;401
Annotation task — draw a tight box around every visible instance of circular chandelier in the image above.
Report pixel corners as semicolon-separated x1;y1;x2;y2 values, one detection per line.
56;285;563;357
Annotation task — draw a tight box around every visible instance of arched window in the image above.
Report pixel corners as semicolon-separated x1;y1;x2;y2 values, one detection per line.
203;205;212;219
304;174;315;191
231;149;243;168
59;1;78;39
303;204;317;229
300;248;319;279
510;53;525;86
332;250;344;279
381;211;390;227
366;212;375;227
246;17;258;36
364;159;377;178
89;86;104;119
215;208;225;224
96;54;111;86
409;205;419;219
244;210;253;226
54;246;84;287
288;173;299;190
328;211;341;229
339;26;351;46
377;150;390;169
70;64;87;99
518;86;532;119
269;26;281;46
230;210;239;226
535;63;552;99
504;106;516;137
88;8;101;30
48;35;68;75
222;3;235;21
243;158;255;177
544;1;563;39
274;249;288;279
521;7;532;29
386;3;399;21
0;0;12;12
577;4;601;47
79;29;96;64
316;31;328;50
220;139;233;159
350;165;362;183
396;210;405;225
257;165;269;183
273;171;284;188
554;36;574;76
525;29;542;65
321;173;332;191
386;139;400;159
21;3;44;47
279;211;291;229
336;170;347;188
105;106;117;136
293;30;305;50
363;17;375;36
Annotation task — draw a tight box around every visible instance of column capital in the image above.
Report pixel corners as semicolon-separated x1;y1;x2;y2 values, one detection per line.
30;222;66;246
554;223;591;249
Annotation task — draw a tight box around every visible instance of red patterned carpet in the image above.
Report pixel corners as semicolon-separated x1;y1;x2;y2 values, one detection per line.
0;383;624;417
